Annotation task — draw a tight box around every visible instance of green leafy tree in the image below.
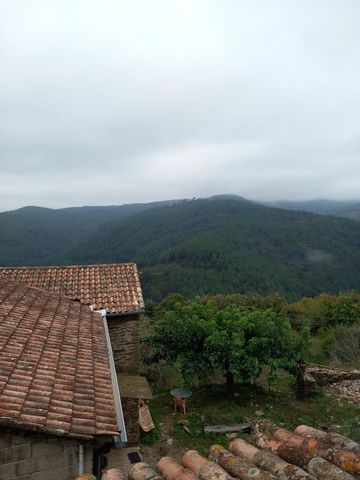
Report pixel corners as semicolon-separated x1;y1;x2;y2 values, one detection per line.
289;291;360;332
144;296;309;397
320;291;360;328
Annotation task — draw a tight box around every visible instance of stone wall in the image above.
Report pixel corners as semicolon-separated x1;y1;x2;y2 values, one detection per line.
0;430;93;480
107;314;140;373
107;313;142;447
308;364;360;386
122;397;140;446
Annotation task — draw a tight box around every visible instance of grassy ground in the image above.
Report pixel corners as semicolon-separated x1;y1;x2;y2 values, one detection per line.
141;371;360;456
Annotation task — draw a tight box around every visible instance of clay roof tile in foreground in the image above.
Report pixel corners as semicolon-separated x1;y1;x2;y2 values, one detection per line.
130;426;360;480
0;279;119;439
0;263;144;314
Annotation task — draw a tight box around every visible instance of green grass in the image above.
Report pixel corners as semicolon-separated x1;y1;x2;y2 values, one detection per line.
143;371;360;454
141;425;161;445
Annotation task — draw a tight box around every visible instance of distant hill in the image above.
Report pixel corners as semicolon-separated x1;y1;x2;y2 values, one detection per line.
67;198;360;301
0;201;177;266
270;199;360;219
2;197;360;301
329;202;360;221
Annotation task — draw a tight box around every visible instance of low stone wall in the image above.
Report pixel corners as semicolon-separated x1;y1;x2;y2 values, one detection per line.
107;315;140;373
308;365;360;386
0;430;93;480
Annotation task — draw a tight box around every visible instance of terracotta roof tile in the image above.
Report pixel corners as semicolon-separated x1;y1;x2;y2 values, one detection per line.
0;263;144;314
0;279;119;438
137;428;360;480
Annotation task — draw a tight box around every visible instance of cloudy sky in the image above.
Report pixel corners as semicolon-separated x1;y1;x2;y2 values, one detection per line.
1;1;360;211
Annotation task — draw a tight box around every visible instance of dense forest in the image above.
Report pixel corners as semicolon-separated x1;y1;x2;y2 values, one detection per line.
0;200;175;266
2;197;360;301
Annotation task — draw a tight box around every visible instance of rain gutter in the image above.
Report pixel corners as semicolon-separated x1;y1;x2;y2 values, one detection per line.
98;309;127;445
105;310;144;318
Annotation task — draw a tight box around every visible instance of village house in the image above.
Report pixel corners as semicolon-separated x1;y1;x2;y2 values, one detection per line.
0;263;150;479
0;278;125;479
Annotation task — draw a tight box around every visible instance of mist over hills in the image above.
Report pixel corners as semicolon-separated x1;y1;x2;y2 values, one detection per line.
329;202;360;221
269;199;360;219
1;196;360;301
269;199;352;215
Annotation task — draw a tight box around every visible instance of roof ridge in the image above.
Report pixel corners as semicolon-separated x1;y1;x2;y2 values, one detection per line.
0;278;102;318
0;264;144;314
0;262;137;270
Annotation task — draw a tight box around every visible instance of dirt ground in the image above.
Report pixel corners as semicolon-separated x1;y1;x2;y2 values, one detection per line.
138;378;360;467
140;413;185;467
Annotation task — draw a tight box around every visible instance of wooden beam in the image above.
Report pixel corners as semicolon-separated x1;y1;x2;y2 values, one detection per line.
203;423;251;434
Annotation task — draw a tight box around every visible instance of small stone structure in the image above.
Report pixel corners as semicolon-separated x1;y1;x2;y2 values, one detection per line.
106;301;151;448
107;313;142;447
108;315;141;374
121;397;141;446
116;374;153;446
107;312;143;445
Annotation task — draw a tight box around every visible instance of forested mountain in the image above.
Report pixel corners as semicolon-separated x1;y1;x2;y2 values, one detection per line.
0;200;176;266
2;198;360;301
67;198;360;301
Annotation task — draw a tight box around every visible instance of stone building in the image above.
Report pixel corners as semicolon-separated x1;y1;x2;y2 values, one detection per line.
0;279;125;480
0;263;150;478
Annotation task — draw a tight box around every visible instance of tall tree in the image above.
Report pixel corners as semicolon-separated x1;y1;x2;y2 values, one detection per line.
144;296;308;396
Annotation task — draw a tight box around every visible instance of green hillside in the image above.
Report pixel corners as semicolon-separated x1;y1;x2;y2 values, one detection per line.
67;199;360;301
2;198;360;301
0;201;176;266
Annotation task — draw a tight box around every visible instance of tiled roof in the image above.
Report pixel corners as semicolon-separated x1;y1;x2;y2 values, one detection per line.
124;424;360;480
0;279;119;439
0;263;144;314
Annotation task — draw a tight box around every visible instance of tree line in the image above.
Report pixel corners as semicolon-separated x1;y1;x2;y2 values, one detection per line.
143;291;360;396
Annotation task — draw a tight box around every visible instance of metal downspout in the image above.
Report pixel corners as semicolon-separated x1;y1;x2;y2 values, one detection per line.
79;442;85;475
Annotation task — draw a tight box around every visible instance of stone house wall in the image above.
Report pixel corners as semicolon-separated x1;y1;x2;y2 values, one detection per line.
121;397;140;446
107;313;146;447
0;430;93;480
107;314;140;373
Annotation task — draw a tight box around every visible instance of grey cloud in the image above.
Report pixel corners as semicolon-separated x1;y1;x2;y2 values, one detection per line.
1;0;360;210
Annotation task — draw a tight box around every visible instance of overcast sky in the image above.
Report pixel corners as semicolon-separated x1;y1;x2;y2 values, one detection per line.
1;1;360;211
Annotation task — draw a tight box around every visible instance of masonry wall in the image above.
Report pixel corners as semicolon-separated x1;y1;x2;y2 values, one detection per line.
0;430;93;480
107;313;143;447
121;397;140;446
107;314;140;373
